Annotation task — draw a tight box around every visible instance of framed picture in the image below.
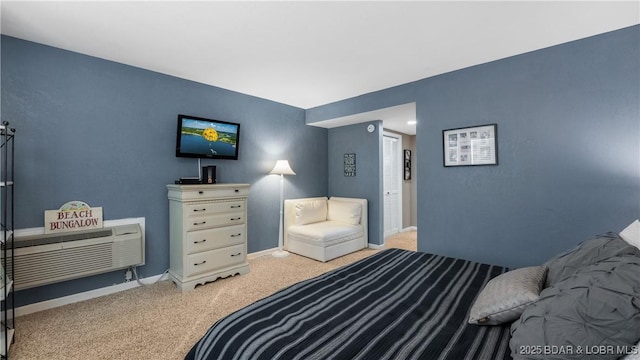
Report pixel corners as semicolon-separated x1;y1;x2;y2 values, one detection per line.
403;150;411;180
443;124;498;167
344;153;356;177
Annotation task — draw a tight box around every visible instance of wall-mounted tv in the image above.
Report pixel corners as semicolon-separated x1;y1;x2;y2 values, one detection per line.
176;114;240;160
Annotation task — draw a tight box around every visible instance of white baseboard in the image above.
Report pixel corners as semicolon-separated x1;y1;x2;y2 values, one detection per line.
16;271;169;317
15;243;274;317
373;227;417;249
247;247;279;259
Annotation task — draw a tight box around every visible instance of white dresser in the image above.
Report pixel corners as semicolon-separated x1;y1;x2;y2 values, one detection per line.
167;183;250;292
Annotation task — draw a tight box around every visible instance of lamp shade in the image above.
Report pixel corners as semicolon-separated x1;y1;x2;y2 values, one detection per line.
270;160;296;176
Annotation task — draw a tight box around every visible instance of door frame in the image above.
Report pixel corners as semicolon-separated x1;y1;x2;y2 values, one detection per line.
382;131;403;237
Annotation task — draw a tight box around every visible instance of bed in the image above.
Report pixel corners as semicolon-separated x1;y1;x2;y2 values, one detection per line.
186;222;640;360
186;248;513;360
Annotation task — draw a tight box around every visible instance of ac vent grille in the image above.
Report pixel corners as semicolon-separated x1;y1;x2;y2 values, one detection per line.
8;243;113;289
8;224;144;290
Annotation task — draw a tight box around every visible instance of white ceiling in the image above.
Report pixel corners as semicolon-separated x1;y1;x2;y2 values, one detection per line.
1;1;638;135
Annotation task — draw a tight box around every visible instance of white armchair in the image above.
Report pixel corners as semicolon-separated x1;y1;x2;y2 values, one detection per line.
283;196;368;262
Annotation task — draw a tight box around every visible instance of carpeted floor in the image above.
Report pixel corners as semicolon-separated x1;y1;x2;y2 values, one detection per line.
10;231;416;360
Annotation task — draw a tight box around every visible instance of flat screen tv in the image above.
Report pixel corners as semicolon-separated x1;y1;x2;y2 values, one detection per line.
176;114;240;160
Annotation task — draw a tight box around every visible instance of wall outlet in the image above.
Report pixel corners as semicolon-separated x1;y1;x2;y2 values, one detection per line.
124;269;132;282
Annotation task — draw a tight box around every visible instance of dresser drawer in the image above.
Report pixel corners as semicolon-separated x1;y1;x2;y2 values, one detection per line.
186;244;246;277
186;212;244;231
186;225;245;254
170;186;249;201
186;201;244;217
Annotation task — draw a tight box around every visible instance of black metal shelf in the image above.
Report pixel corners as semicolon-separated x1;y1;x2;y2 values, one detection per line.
1;121;15;359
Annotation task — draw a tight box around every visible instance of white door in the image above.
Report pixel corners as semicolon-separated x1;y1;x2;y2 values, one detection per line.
383;134;402;237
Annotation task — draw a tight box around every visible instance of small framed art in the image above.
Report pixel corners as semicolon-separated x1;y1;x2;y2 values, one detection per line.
404;150;411;180
344;153;356;177
443;124;498;167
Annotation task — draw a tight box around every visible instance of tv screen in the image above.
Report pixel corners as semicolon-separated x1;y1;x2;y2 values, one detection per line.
176;114;240;160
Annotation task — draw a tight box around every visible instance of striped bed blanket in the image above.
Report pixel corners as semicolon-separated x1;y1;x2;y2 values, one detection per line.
186;248;513;360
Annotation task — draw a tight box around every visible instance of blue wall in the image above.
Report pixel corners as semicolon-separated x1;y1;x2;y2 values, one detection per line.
328;121;384;245
1;36;328;306
2;24;639;306
309;25;640;268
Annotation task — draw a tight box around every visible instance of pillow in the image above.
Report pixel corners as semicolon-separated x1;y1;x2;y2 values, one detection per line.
294;200;327;226
510;255;640;360
468;265;547;325
543;233;640;287
327;200;362;225
620;219;640;250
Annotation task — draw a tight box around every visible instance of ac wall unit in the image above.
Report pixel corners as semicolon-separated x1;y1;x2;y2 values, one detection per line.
7;224;144;290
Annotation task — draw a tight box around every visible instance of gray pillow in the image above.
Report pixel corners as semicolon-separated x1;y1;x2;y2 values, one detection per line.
510;255;640;360
544;233;640;287
469;266;547;325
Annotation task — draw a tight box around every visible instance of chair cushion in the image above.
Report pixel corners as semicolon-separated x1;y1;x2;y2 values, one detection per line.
288;221;364;247
327;200;361;225
295;199;327;226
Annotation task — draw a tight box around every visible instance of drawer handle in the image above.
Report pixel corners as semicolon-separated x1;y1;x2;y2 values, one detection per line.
230;217;241;221
194;260;207;266
193;221;207;226
193;208;207;212
194;239;207;244
234;189;239;193
198;191;204;195
230;205;241;209
230;233;242;237
230;253;242;257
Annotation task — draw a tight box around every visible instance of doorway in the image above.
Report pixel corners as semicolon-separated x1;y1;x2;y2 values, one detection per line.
383;132;403;238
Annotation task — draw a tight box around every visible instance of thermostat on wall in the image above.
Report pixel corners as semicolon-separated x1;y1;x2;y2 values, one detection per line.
367;124;375;133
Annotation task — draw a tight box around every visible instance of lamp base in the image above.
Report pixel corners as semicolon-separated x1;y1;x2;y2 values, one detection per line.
272;249;290;258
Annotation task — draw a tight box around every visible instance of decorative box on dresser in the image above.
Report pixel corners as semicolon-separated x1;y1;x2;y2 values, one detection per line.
167;183;250;292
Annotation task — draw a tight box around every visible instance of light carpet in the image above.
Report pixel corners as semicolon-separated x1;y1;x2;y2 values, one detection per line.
10;231;417;360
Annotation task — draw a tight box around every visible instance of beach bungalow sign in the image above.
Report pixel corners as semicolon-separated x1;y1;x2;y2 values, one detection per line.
44;200;103;234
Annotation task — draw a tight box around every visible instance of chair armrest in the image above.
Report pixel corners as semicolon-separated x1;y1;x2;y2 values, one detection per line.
328;197;368;245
